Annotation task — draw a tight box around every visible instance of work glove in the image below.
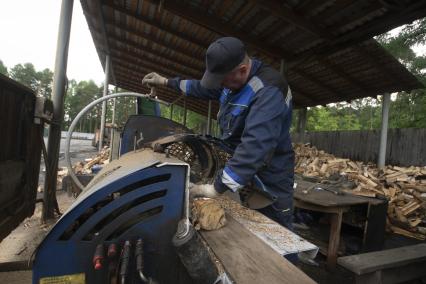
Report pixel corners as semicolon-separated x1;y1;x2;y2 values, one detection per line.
189;183;219;199
142;72;168;87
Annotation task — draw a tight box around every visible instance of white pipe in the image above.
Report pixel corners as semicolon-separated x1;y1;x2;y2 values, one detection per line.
378;93;390;168
65;92;169;191
99;55;110;151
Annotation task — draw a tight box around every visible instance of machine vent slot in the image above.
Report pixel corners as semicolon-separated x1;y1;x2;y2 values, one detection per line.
82;190;167;241
59;174;171;240
117;174;170;196
106;206;163;241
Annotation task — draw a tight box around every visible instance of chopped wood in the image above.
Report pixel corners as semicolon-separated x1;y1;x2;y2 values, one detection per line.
401;202;420;216
73;147;110;175
294;143;426;240
395;208;408;223
409;218;422;228
388;187;399;196
342;189;375;198
191;198;227;231
390;225;426;241
84;156;102;169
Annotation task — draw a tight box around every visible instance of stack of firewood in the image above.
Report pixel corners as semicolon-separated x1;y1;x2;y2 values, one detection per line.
294;143;426;240
73;147;110;174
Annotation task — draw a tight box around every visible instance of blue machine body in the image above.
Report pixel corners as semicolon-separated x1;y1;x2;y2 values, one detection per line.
119;115;192;156
33;150;192;283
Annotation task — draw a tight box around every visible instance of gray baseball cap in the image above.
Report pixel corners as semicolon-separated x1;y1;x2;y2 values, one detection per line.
200;37;246;89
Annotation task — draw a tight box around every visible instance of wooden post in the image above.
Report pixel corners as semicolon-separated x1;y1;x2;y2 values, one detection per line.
328;210;343;269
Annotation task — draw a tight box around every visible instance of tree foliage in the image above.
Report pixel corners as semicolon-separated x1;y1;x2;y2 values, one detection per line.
0;60;8;76
8;62;54;99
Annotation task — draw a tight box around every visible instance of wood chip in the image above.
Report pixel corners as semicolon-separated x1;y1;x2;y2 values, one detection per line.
192;198;227;231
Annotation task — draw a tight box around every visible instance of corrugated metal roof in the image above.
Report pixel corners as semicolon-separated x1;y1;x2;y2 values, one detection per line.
81;0;425;116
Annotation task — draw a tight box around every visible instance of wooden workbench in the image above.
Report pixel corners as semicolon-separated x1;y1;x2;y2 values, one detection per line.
198;195;317;284
294;179;387;269
201;215;316;284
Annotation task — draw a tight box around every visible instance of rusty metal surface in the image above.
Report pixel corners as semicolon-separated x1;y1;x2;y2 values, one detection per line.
0;74;42;241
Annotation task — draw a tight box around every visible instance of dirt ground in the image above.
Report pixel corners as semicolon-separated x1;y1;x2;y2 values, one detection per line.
0;191;75;265
0;270;32;283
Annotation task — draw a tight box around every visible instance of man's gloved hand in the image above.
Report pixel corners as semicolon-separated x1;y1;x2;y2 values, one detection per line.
142;72;168;87
189;183;219;199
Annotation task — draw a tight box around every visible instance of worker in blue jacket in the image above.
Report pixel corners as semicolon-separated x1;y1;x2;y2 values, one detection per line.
142;37;295;231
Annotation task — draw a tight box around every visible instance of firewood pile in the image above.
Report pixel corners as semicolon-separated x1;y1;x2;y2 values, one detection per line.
294;143;426;240
73;147;110;174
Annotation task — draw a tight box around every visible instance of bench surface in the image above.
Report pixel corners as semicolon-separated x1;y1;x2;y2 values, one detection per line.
338;244;426;275
201;215;316;284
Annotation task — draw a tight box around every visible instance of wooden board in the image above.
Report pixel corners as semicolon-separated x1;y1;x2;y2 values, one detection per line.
338;243;426;275
216;196;318;258
200;215;316;284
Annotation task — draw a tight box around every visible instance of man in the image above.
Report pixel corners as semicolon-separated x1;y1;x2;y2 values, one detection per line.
142;37;295;231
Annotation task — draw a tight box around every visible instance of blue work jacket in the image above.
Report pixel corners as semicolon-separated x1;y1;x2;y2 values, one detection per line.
167;59;295;206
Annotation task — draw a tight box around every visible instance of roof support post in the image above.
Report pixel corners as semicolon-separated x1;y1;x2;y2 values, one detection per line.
43;0;74;221
99;55;110;151
378;93;390;168
183;97;187;126
206;100;212;135
109;97;116;161
296;108;307;142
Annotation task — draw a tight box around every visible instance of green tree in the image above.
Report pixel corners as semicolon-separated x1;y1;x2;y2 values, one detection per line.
64;80;102;132
9;63;39;90
0;60;8;76
377;18;426;129
37;68;53;98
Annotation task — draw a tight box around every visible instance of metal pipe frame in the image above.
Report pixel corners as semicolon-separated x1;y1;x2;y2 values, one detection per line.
65;92;170;190
378;93;390;168
43;0;74;220
109;98;116;161
99;55;110;151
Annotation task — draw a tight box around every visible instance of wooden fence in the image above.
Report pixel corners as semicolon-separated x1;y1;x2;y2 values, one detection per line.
292;128;426;167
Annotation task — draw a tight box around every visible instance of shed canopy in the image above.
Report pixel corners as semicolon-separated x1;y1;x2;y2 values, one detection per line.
81;0;426;115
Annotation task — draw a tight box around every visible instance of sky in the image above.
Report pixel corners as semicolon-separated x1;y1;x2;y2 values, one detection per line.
0;0;104;84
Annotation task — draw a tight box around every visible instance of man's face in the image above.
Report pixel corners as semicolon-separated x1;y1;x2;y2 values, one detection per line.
221;64;250;90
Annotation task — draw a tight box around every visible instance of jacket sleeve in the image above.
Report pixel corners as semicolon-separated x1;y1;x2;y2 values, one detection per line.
167;77;222;100
217;86;290;192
